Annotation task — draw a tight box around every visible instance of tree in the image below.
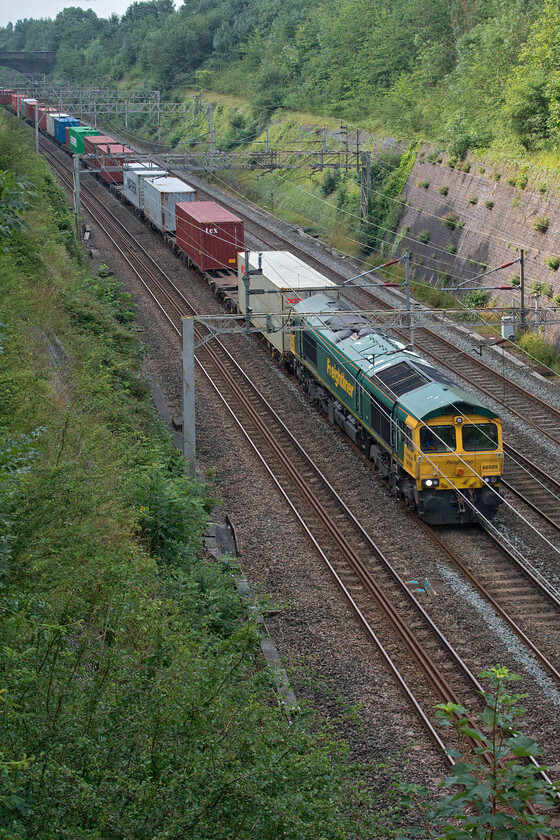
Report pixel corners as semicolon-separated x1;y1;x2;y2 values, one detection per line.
0;170;33;248
399;667;558;839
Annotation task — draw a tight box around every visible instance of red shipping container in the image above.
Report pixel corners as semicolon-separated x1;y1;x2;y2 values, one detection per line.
25;100;42;122
10;94;25;112
1;90;14;105
83;134;115;157
176;201;244;272
95;143;134;184
38;107;57;130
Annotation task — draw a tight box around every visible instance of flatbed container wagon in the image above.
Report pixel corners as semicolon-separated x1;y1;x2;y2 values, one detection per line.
123;164;168;210
237;250;337;355
68;126;99;154
176;201;244;272
143;177;196;234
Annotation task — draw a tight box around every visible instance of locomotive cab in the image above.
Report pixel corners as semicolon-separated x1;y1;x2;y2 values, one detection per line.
405;413;503;524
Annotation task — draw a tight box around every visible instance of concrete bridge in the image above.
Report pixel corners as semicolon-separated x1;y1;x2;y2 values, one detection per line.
0;51;57;74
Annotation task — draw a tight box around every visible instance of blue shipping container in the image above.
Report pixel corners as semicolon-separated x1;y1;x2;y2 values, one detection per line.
54;116;80;144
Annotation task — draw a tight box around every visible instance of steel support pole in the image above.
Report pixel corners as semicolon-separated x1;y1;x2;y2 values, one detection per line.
360;152;371;223
244;250;251;335
181;317;196;478
34;103;39;154
520;248;526;331
405;250;414;347
73;154;82;240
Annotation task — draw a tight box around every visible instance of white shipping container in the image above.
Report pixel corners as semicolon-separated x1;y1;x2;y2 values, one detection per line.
46;112;69;137
123;165;167;210
143;176;196;233
237;251;337;354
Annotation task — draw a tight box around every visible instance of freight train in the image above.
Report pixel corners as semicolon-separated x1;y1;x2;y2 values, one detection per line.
1;90;504;524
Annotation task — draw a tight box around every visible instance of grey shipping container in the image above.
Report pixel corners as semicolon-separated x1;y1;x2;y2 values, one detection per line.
123;164;168;210
143;176;196;234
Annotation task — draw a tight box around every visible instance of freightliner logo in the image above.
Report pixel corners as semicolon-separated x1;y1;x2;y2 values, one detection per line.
327;357;354;397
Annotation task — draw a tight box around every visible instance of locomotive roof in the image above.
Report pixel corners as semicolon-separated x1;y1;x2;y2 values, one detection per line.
293;294;497;422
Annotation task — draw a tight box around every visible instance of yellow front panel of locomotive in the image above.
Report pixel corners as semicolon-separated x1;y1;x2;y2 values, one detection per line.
413;414;503;491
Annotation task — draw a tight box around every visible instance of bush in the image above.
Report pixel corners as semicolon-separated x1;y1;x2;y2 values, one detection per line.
321;169;340;197
463;290;490;308
399;667;558;839
438;185;448;195
531;215;549;232
468;196;477;204
417;229;430;243
443;213;459;230
484;200;494;209
417;180;429;189
510;274;521;286
546;255;560;271
517;331;558;368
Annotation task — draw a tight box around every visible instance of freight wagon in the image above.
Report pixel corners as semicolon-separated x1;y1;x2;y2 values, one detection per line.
38;106;57;131
123;164;167;210
24;99;39;122
46;112;69;136
54;116;80;145
143;176;196;234
68;126;99;154
237;251;336;355
95;143;135;184
176;201;243;272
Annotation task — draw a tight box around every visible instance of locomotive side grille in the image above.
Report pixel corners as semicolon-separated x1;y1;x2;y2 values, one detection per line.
375;361;429;397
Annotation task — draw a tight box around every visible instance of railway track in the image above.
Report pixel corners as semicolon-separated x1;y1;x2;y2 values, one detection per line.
41;139;560;786
503;445;560;533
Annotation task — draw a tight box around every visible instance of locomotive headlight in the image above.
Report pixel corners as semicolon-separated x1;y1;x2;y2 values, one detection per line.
422;478;439;488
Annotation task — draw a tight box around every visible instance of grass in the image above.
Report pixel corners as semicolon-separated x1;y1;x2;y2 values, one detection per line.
443;213;459;230
531;215;549;233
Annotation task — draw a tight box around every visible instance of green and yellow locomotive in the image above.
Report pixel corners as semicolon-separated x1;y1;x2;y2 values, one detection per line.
290;294;503;525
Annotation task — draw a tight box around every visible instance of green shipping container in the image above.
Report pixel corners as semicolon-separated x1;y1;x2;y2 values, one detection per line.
67;126;99;154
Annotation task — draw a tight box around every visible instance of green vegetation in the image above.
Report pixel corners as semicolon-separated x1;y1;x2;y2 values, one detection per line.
484;200;494;209
531;215;549;232
546;255;560;270
4;0;560;163
438;185;449;196
443;213;459;230
517;331;560;369
399;667;558;839
417;229;430;243
0;113;382;839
